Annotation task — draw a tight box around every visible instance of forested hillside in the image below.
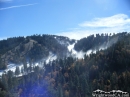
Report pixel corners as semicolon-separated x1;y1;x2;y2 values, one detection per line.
0;32;130;97
0;34;75;70
74;32;127;52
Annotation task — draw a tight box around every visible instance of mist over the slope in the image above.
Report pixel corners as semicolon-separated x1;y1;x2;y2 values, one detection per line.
45;52;57;64
0;33;120;77
68;35;119;59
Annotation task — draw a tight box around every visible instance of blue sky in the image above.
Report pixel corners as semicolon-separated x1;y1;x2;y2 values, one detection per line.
0;0;130;39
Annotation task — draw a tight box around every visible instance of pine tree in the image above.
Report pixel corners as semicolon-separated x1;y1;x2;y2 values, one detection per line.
15;66;20;76
23;61;27;73
58;84;63;97
1;74;8;90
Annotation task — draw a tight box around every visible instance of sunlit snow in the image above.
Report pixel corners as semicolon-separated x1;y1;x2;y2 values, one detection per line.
46;52;57;64
0;36;118;78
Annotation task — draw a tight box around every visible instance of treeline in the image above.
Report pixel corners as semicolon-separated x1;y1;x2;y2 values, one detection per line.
0;37;25;69
0;37;25;55
74;32;127;52
0;34;74;70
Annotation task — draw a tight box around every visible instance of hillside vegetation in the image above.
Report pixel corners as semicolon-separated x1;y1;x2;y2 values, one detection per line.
0;32;130;97
0;34;75;70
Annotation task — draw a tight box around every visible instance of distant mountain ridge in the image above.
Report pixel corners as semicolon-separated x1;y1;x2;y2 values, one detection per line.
0;32;128;70
0;35;75;70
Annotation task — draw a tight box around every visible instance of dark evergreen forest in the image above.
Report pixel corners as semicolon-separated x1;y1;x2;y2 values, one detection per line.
0;32;130;97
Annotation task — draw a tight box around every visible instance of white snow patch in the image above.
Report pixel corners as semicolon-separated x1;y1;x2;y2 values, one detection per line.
86;50;92;55
67;42;85;59
6;64;19;72
46;52;57;64
0;52;57;78
0;52;58;77
67;42;98;59
68;43;75;51
67;41;77;53
0;63;23;77
75;51;85;59
0;62;44;77
34;63;39;66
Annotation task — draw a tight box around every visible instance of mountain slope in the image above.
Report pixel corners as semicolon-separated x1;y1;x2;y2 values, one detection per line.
0;32;130;96
0;34;75;70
